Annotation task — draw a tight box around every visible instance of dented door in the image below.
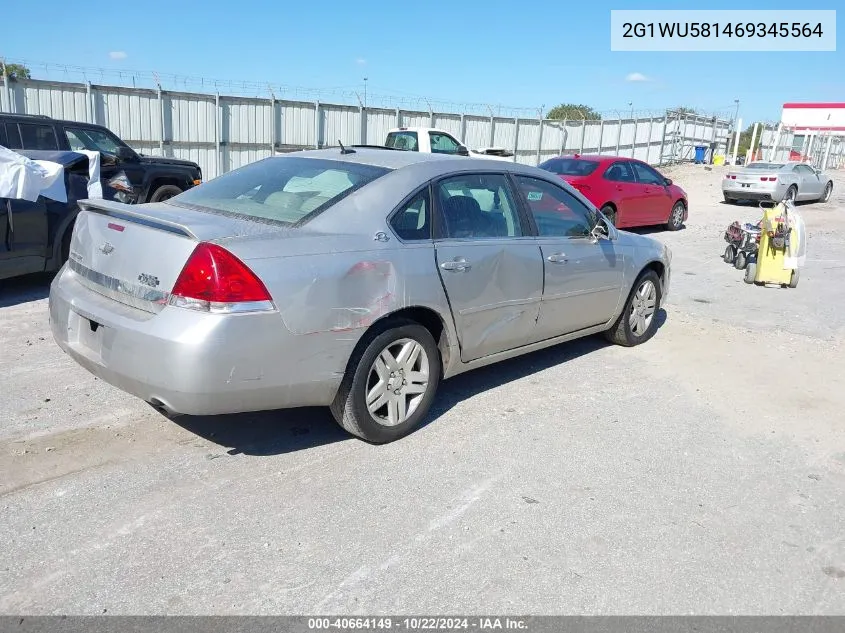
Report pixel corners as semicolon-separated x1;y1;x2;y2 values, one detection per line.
435;240;543;363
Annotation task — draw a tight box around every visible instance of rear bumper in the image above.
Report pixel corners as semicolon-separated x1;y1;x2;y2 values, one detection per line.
49;266;353;415
722;182;786;201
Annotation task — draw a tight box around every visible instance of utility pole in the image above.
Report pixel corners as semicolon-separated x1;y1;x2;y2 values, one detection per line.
363;77;368;110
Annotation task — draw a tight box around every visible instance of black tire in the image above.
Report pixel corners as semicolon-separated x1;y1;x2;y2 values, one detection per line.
604;269;662;347
789;268;799;288
600;205;617;227
666;201;685;231
734;250;747;270
723;194;735;204
784;185;797;203
723;245;736;264
330;319;441;443
744;262;757;284
148;184;183;203
820;181;833;203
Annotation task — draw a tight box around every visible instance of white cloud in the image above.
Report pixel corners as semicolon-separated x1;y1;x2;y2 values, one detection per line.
109;51;128;60
355;58;366;65
625;72;649;82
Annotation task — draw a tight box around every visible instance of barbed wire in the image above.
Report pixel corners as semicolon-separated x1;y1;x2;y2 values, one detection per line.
4;58;732;121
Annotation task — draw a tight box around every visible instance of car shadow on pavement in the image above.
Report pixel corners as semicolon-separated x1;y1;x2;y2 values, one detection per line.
169;406;349;457
170;309;667;456
425;308;667;426
627;225;685;236
0;272;53;308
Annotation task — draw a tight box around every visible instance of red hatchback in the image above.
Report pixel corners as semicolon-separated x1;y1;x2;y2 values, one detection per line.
538;155;688;230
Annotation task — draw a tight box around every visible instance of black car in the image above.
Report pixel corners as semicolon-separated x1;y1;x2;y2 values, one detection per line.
0;113;202;204
1;150;93;281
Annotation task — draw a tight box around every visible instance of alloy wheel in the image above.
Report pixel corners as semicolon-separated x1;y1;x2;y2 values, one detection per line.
630;279;657;336
365;338;430;426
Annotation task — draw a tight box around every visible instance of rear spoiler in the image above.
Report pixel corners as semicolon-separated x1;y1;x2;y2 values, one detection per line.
78;198;198;239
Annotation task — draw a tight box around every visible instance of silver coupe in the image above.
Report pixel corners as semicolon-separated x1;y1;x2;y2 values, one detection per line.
723;161;834;205
49;148;672;443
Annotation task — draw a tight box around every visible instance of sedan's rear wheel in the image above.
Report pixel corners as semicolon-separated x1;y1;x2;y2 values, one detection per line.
784;185;797;203
604;270;662;347
821;181;833;203
600;205;617;227
331;319;440;443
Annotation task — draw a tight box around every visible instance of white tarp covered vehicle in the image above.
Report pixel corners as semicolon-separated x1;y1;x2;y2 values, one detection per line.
0;145;102;202
384;127;515;162
0;146;104;280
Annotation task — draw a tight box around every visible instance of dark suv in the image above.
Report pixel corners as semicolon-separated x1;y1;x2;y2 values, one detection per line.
0;113;202;203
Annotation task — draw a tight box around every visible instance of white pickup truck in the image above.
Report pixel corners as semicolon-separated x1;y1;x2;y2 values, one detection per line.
384;127;514;162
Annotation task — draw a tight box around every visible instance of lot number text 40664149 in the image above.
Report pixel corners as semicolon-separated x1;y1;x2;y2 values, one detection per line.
622;22;824;39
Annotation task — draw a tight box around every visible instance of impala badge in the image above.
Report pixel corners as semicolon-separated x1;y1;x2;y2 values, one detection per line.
99;242;115;255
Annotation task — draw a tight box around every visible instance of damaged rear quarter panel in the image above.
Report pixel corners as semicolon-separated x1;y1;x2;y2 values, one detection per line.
243;239;454;339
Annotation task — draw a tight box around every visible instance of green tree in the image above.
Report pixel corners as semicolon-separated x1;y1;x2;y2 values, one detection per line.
728;122;766;158
0;62;31;80
547;103;602;121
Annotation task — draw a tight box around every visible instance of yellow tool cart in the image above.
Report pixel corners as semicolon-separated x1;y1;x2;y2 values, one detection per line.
743;200;805;288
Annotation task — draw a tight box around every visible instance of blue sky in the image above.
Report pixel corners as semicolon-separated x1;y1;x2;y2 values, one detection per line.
2;0;842;122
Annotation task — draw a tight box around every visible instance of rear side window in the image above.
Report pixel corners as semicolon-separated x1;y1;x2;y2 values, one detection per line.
169;156;390;225
65;127;124;154
604;161;636;182
4;123;23;149
390;189;431;241
539;158;599;176
385;131;419;151
19;123;59;150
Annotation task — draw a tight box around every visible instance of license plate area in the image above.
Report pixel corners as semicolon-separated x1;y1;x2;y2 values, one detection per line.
69;309;105;360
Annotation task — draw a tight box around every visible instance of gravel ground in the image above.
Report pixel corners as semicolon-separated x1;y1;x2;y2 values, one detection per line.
1;165;844;614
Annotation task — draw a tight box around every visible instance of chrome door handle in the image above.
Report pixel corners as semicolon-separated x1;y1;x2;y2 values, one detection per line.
440;258;471;272
547;252;568;263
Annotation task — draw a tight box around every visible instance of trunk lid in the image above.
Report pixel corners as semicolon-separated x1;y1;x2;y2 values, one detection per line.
728;169;779;185
66;199;284;314
559;174;592;194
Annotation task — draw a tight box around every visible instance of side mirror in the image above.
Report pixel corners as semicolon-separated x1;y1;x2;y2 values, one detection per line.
664;177;673;186
456;144;470;156
591;220;612;242
115;146;138;163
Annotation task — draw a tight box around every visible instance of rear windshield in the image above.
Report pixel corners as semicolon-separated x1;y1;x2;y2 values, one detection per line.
168;156;390;225
385;131;419;151
539;158;600;176
744;162;784;170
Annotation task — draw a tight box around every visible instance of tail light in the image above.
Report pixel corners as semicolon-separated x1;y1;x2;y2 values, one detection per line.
169;242;275;314
726;175;736;180
760;176;777;181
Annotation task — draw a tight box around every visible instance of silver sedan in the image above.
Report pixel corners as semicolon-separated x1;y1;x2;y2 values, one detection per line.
722;161;834;204
49;148;672;443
